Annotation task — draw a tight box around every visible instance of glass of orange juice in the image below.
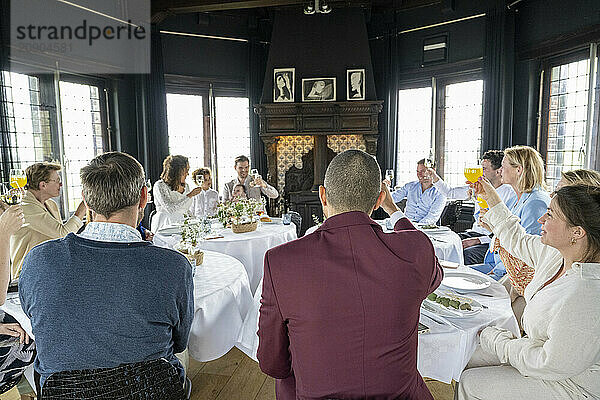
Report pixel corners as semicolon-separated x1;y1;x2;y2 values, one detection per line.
463;166;483;184
476;195;488;209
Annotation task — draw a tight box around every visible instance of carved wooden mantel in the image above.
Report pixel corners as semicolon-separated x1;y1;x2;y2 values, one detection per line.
255;101;383;191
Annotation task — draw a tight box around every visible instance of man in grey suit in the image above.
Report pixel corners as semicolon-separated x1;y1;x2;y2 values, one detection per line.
222;155;278;202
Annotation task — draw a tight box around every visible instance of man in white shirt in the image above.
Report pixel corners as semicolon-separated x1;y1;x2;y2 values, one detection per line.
222;155;278;202
430;150;517;264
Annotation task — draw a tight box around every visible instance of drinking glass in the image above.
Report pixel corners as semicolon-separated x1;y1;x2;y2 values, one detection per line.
10;169;26;189
385;169;394;185
463;165;483;184
282;213;292;225
1;182;23;205
145;179;152;191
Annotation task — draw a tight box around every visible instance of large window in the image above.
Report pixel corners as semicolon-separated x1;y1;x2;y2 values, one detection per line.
165;93;250;197
396;87;432;185
543;57;590;188
166;93;205;171
1;72;109;216
215;97;250;192
1;72;53;171
396;77;484;188
59;81;107;212
442;80;484;187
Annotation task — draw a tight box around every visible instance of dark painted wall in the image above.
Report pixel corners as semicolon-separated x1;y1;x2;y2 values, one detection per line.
261;8;376;103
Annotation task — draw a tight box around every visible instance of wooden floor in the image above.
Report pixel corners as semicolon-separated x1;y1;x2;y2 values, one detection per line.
187;347;454;400
0;347;454;400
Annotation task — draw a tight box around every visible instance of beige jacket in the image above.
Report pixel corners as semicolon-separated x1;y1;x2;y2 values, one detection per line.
10;191;83;278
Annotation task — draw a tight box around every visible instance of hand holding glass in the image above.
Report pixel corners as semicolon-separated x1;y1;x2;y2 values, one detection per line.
1;183;23;205
385;169;394;184
250;169;260;187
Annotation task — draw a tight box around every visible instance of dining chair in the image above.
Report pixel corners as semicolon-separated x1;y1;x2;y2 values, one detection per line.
40;358;189;400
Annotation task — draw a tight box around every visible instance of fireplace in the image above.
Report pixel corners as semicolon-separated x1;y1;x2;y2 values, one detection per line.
255;101;383;234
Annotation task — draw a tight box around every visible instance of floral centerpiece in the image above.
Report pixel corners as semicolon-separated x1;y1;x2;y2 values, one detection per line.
217;198;263;233
176;216;211;267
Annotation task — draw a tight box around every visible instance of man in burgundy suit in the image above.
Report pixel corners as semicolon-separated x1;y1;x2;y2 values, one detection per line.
258;150;443;399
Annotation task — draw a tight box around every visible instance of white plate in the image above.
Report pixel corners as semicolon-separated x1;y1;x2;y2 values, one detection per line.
156;225;182;235
441;271;491;291
422;289;482;317
418;225;451;233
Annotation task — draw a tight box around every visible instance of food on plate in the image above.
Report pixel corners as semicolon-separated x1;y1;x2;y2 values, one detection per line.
420;224;439;229
426;292;472;311
260;216;272;222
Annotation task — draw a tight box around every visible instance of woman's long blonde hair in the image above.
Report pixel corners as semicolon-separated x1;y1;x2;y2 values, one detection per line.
504;145;547;193
561;169;600;187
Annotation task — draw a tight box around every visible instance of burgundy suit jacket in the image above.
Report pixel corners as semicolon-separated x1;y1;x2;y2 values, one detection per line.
258;211;443;400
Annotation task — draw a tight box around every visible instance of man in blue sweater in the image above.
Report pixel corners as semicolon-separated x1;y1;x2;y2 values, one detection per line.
19;152;194;392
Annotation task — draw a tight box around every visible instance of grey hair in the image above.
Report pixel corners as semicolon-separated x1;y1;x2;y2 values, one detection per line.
80;152;145;218
324;150;381;214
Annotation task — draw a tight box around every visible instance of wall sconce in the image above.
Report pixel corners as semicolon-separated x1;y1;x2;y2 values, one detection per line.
304;0;332;15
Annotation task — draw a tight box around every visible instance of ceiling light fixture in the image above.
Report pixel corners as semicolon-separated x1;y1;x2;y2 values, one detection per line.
304;0;332;15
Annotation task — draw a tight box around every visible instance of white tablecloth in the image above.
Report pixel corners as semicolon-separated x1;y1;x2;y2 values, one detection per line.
155;219;297;294
188;250;253;361
375;220;464;264
237;267;519;384
1;250;254;364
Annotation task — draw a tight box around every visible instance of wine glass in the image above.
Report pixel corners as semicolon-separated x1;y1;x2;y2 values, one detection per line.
385;169;394;185
1;182;23;205
10;169;26;189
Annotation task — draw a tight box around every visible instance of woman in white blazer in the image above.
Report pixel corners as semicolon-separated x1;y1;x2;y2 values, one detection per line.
456;179;600;400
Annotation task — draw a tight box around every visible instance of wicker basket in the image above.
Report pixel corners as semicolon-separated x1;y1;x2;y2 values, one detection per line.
231;220;258;234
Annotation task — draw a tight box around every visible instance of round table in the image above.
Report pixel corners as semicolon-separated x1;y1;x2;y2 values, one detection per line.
374;220;465;265
236;267;519;384
1;250;254;364
188;250;253;362
156;219;297;294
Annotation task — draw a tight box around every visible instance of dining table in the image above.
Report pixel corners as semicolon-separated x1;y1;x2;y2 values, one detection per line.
155;218;297;295
0;249;254;364
236;266;519;384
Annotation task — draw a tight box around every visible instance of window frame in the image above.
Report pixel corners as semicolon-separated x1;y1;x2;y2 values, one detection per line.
538;48;590;176
396;70;485;182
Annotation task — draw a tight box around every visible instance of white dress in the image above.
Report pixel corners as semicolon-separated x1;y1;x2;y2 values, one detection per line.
189;189;219;218
457;201;600;400
151;180;193;233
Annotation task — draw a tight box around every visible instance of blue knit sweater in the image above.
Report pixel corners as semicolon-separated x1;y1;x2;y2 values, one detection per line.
19;233;194;388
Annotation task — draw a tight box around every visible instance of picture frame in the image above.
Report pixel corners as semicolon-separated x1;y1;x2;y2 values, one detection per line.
302;77;336;102
347;69;365;100
273;68;295;102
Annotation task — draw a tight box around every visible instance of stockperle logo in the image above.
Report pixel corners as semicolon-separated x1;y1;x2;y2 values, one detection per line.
11;0;150;74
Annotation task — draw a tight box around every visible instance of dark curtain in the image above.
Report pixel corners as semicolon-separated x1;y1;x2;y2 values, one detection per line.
141;24;170;183
0;0;13;182
248;38;268;176
370;18;398;219
482;4;515;151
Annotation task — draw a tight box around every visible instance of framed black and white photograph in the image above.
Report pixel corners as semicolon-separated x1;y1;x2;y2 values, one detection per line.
302;78;336;102
347;69;365;100
274;68;295;102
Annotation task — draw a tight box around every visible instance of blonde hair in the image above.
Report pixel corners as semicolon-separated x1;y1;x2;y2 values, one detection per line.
25;162;61;191
561;169;600;187
504;145;546;193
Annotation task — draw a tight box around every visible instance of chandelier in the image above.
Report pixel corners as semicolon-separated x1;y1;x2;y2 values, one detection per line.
304;0;332;14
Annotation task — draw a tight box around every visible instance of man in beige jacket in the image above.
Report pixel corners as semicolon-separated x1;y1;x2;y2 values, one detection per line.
10;162;86;279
